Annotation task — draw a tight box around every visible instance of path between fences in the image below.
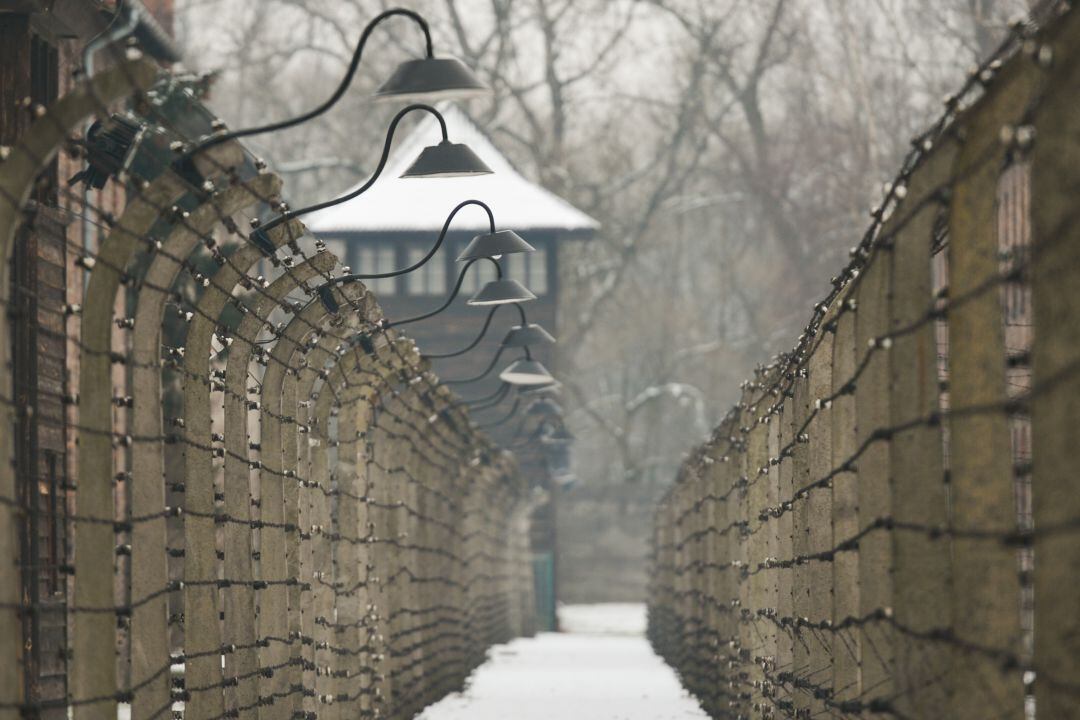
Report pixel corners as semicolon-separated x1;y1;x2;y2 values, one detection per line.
419;604;707;720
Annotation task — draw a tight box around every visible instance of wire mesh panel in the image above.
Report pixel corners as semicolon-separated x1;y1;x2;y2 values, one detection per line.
648;8;1080;719
0;44;535;720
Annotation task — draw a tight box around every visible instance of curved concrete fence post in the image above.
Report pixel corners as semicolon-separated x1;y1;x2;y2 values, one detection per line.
221;251;337;717
256;282;367;720
298;279;367;720
306;347;373;719
75;168;190;720
179;208;304;720
129;173;281;720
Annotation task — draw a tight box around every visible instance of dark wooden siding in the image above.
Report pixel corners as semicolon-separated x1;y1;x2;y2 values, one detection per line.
2;16;70;718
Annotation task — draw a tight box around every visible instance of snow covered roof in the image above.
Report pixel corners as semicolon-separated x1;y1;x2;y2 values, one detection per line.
305;105;599;236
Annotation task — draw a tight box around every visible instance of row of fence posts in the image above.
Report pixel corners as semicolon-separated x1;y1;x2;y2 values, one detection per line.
649;7;1080;720
0;51;535;720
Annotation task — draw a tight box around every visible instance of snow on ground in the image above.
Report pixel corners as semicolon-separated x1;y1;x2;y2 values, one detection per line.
558;602;648;635
417;604;707;720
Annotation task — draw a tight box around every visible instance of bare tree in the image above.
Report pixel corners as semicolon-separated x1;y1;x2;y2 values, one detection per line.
174;0;1032;601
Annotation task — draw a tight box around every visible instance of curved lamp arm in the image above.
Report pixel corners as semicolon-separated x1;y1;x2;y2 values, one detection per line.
251;104;447;249
190;8;432;154
507;424;543;449
476;398;521;429
385;257;501;329
443;345;506;386
442;343;534;386
463;382;511;410
331;199;496;284
423;301;527;360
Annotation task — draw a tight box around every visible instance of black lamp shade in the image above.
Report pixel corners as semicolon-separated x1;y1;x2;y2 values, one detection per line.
457;230;535;261
502;323;556;348
539;421;574;445
499;358;555;386
401;141;493;178
549;426;575;443
528;399;563;419
520;380;562;396
374;57;490;103
467;279;536;306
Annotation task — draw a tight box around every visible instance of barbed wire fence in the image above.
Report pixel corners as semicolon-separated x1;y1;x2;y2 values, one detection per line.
648;5;1080;720
0;38;535;720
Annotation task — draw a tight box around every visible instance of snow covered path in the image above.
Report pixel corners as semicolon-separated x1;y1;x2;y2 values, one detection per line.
417;604;708;720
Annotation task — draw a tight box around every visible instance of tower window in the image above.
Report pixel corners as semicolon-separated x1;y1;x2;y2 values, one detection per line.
357;246;396;295
406;246;447;295
506;247;548;295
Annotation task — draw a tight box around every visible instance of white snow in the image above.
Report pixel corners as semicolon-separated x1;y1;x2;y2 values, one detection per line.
558;602;649;635
417;604;707;720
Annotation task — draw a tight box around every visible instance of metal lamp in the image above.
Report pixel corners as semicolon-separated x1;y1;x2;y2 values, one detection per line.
376;55;489;103
187;8;488;155
457;230;535;261
519;380;562;395
502;323;556;347
385;258;535;329
499;357;555;386
401;140;492;179
322;200;526;294
468;279;536;306
250;104;489;255
425;303;553;362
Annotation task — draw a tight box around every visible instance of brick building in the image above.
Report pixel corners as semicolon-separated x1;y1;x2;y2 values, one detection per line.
0;2;190;713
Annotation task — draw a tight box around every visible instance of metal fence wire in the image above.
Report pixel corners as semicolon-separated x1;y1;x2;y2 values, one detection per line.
648;6;1080;720
0;39;535;720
